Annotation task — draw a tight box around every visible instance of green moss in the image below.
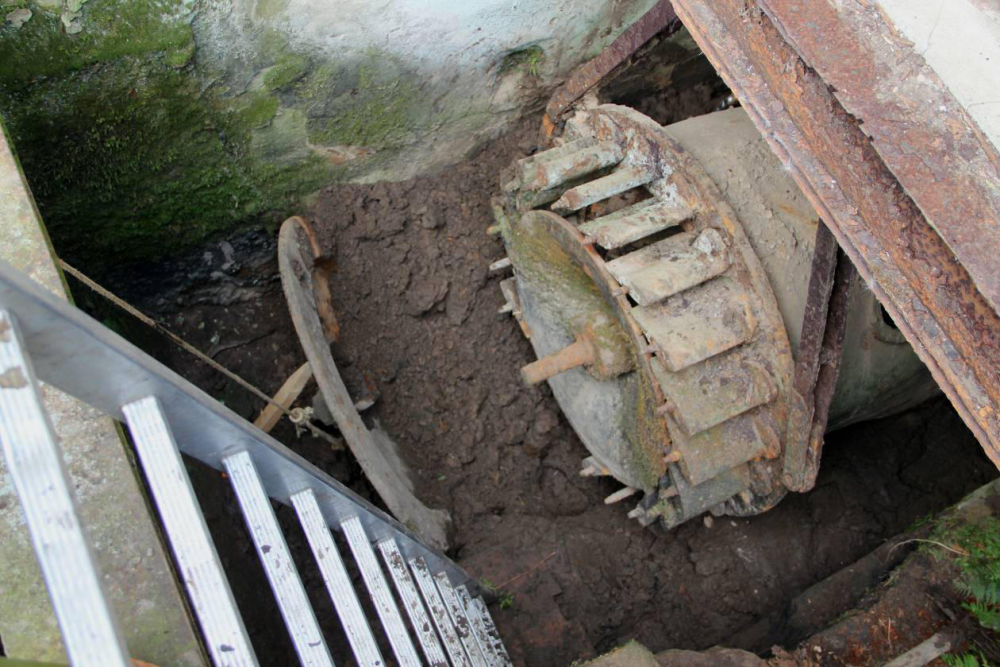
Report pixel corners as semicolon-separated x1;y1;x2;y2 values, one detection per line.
262;52;309;91
0;0;194;84
0;2;334;273
0;53;328;269
2;61;249;263
499;45;545;77
504;208;665;490
229;93;281;132
308;51;421;150
620;369;669;489
298;62;339;100
166;39;196;68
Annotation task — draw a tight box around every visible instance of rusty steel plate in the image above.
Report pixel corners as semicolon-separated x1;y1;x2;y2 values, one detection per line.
671;0;1000;468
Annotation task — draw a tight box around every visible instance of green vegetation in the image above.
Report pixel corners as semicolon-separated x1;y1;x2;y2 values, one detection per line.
481;578;515;610
944;653;993;667
500;45;545;78
948;517;1000;632
928;514;1000;666
307;51;421;150
0;0;194;84
263;52;310;91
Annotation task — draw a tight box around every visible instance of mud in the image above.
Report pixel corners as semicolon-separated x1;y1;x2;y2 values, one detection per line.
78;112;1000;665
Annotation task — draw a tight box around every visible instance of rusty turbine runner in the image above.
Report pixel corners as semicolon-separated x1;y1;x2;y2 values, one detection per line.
492;103;938;530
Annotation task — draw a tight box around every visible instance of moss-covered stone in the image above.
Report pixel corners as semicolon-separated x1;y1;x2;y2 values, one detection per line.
306;50;424;151
0;0;194;84
0;0;332;273
262;51;309;91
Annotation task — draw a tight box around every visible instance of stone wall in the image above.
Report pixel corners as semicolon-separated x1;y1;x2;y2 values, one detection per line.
0;0;656;272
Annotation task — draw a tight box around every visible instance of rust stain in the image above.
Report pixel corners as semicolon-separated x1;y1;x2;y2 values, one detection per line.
783;223;850;491
0;316;10;342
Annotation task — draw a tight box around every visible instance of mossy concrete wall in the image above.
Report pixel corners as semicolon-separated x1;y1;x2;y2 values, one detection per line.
0;0;657;273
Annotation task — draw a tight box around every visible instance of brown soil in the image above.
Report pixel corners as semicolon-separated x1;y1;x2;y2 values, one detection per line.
76;114;999;665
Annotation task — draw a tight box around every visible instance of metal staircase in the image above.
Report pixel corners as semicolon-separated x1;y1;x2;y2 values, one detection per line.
0;259;511;667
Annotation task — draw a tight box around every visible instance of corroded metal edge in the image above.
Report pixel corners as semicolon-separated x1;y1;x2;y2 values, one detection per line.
671;0;1000;467
782;222;839;490
760;0;1000;318
783;224;854;492
801;249;854;490
545;0;680;121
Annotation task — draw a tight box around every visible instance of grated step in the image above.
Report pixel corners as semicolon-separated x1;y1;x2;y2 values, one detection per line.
456;585;504;667
470;597;513;667
378;538;449;666
292;489;384;667
123;396;257;666
606;228;730;305
224;451;333;666
411;557;473;667
435;572;489;666
0;310;132;667
342;516;423;667
578;198;693;250
0;263;514;667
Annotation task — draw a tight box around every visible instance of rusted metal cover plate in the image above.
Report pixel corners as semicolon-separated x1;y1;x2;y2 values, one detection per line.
606;229;730;306
669;462;750;520
671;0;1000;467
578;199;691;249
759;0;1000;318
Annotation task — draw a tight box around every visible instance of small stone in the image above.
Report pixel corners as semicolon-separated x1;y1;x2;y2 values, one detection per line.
5;8;32;28
533;408;559;434
418;209;441;229
703;515;714;528
61;10;82;34
66;0;89;12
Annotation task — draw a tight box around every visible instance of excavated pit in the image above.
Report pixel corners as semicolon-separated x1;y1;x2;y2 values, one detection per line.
67;111;998;664
53;36;998;664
